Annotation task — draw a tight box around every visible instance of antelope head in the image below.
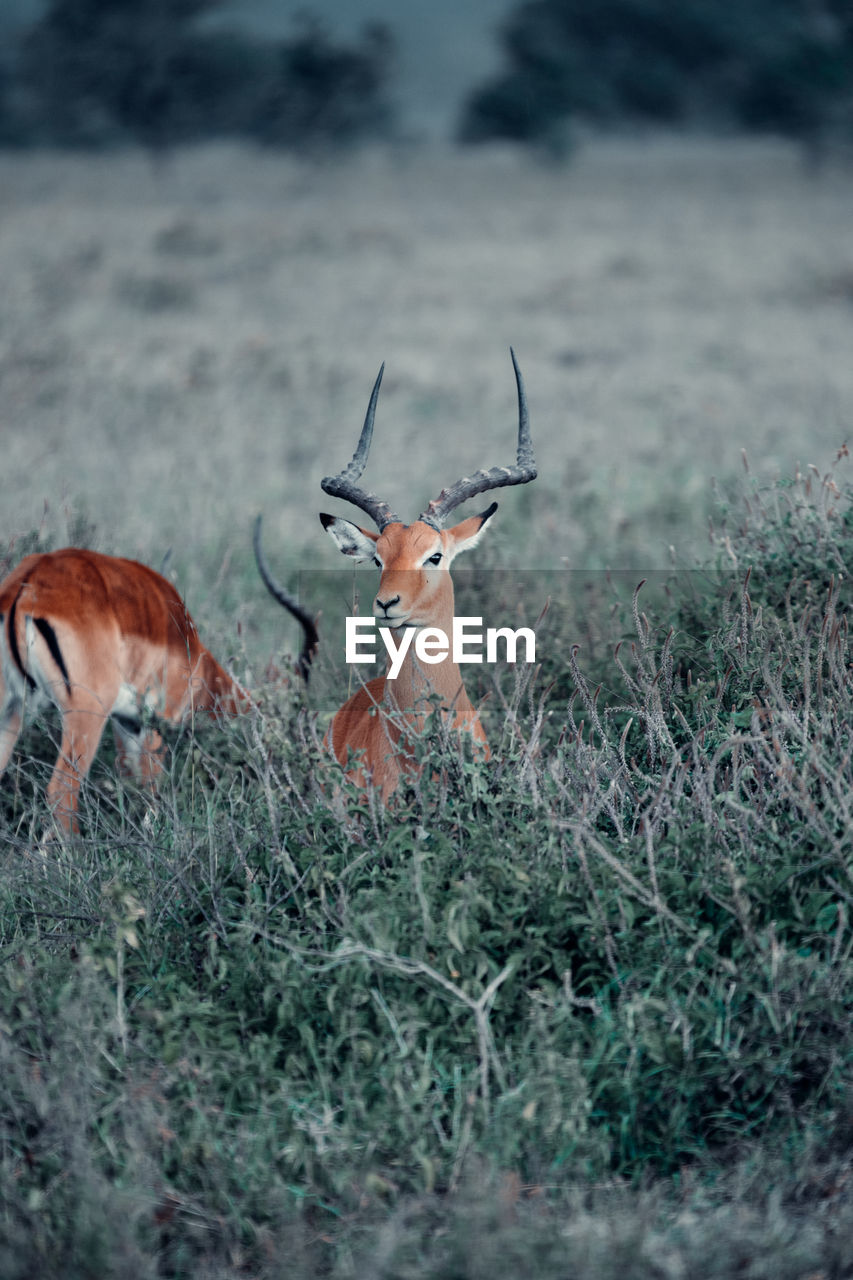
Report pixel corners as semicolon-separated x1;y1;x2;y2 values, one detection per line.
319;349;537;640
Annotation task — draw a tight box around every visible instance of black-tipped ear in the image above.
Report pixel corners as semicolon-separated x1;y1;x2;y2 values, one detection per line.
478;501;499;527
320;512;379;561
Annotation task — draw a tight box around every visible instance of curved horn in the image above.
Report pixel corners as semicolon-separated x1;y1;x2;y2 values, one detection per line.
253;515;319;682
320;364;400;531
418;348;536;529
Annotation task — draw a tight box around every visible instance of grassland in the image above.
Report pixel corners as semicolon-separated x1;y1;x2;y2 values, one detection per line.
1;136;852;1276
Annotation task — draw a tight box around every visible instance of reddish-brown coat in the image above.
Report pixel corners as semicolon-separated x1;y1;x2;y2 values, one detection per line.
0;549;247;832
323;515;491;799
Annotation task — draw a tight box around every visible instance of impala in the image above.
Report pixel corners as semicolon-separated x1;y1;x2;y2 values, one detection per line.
255;349;537;798
0;547;317;833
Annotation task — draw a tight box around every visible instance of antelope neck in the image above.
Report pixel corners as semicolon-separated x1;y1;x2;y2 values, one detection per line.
382;608;470;727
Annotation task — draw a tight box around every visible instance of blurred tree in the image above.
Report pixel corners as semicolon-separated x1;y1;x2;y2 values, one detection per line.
250;18;394;149
458;0;853;156
22;0;225;148
736;0;853;158
5;0;396;151
0;57;15;145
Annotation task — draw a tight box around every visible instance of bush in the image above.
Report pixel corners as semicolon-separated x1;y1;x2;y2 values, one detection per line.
2;0;396;150
459;0;853;151
249;18;395;149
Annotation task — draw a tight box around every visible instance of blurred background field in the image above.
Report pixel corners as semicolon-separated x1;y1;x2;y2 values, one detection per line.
1;4;852;648
2;132;853;665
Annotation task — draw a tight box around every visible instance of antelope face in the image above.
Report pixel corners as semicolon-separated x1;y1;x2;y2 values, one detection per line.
369;522;448;629
320;506;497;630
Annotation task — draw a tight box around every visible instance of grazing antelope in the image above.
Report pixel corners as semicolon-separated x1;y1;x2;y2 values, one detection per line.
255;349;537;799
0;548;314;835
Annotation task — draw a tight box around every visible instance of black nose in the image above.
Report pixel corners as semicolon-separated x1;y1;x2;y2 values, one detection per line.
376;594;400;615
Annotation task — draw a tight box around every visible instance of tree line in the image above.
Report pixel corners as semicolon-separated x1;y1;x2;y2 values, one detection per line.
1;0;850;153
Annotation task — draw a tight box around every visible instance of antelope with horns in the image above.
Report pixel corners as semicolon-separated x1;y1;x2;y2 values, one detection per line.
255;349;537;799
0;547;317;834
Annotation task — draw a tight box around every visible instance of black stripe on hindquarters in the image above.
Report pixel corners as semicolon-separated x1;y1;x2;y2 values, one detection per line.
33;617;72;695
112;713;143;736
7;597;36;690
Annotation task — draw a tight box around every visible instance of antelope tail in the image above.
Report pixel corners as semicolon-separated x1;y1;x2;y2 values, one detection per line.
253;516;319;682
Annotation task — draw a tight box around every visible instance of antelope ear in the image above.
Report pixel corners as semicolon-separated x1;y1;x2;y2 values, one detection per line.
444;501;498;560
319;513;379;562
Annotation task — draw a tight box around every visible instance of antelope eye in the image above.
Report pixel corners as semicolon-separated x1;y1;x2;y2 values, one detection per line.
427;552;442;566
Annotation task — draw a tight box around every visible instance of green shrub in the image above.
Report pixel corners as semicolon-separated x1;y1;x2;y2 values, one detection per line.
1;452;852;1274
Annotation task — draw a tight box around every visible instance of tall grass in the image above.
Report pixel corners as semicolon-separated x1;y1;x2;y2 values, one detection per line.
1;452;852;1277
